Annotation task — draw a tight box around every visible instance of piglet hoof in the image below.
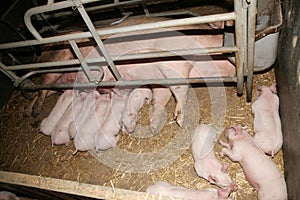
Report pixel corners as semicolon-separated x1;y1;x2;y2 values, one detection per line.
219;140;230;148
175;113;184;127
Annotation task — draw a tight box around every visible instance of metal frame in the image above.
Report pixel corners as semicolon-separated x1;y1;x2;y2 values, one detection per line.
0;0;257;100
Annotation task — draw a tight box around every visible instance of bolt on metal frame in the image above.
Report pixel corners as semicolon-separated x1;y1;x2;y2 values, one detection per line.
0;0;257;100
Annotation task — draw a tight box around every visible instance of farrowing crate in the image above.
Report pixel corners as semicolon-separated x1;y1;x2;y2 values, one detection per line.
0;0;282;199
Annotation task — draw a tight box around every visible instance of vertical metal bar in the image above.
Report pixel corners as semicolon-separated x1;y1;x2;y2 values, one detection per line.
234;0;245;95
242;1;249;76
72;0;122;81
69;40;95;82
246;0;257;101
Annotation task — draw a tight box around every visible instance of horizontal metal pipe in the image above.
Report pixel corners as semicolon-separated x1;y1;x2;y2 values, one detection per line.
6;60;81;71
42;0;185;19
16;66;104;87
6;46;238;71
21;76;237;91
0;12;236;50
82;0;153;13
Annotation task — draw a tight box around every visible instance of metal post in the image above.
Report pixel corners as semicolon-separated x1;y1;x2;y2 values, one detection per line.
246;0;257;101
234;0;245;95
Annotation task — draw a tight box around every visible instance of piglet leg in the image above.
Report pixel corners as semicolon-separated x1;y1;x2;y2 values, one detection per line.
149;87;171;134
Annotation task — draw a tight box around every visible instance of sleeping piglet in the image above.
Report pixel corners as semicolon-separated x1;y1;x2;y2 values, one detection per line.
68;91;96;139
220;125;287;200
120;87;152;133
191;124;235;190
40;90;73;136
146;180;231;200
94;89;129;151
252;83;283;157
51;90;86;146
73;90;101;153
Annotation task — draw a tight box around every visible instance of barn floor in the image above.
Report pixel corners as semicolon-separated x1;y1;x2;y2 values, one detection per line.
0;68;284;200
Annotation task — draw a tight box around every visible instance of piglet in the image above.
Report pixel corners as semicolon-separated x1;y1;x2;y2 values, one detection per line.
220;125;287;200
94;89;129;151
68;91;94;139
73;90;100;153
73;93;110;152
120;87;152;133
146;181;231;200
51;91;86;146
40;90;73;136
252;83;283;157
191;124;234;189
0;191;20;200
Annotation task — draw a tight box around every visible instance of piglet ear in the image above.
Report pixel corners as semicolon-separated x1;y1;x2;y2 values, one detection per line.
270;83;277;94
208;175;218;184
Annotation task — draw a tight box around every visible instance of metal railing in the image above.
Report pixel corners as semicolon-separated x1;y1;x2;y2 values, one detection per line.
0;0;257;100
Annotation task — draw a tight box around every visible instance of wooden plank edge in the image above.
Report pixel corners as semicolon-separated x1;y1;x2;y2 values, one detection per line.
0;171;177;200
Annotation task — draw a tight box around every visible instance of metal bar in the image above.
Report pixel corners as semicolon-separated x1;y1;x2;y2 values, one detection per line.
73;0;122;81
242;1;249;76
6;46;238;71
110;12;132;26
40;0;151;20
24;0;75;40
0;12;236;50
16;66;104;87
6;60;81;71
69;40;95;82
0;0;252;98
21;76;237;91
234;0;245;95
81;0;149;11
246;0;257;101
0;62;20;82
147;11;200;18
